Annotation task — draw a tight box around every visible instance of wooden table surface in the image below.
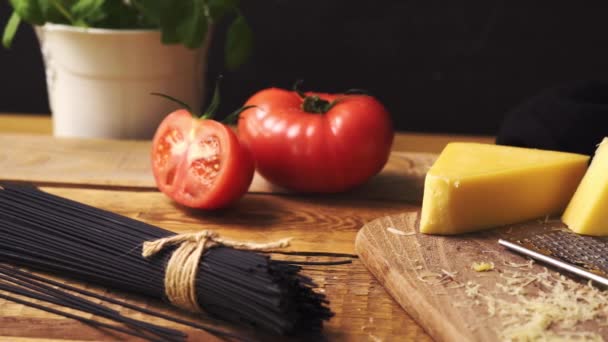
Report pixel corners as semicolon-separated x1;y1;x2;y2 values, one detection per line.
0;114;494;342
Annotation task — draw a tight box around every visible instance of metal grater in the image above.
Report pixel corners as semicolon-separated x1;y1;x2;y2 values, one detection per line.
499;229;608;286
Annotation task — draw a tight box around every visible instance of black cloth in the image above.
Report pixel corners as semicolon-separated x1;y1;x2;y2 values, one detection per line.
496;81;608;156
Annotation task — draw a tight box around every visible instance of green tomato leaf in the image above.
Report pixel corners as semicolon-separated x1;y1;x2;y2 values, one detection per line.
225;14;252;70
2;13;22;48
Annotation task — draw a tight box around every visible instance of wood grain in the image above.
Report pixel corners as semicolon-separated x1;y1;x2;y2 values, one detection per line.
0;134;153;188
0;115;52;135
0;134;435;202
0;115;494;153
391;131;494;153
355;212;607;342
39;187;418;255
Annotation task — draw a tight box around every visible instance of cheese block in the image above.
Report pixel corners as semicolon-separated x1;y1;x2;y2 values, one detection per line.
562;138;608;236
420;143;589;235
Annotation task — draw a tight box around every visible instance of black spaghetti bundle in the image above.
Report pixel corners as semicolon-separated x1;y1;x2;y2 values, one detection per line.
0;264;207;341
0;183;334;337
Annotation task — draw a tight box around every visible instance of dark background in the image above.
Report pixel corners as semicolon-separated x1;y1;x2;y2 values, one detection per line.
1;1;608;135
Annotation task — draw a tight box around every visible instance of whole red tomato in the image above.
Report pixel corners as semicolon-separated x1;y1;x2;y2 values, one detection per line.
151;107;254;209
238;87;393;193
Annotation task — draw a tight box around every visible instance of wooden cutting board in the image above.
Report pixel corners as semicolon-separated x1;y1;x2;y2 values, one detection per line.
0;134;435;202
355;212;608;342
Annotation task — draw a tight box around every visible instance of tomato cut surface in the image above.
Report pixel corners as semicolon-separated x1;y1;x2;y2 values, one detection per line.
151;110;254;209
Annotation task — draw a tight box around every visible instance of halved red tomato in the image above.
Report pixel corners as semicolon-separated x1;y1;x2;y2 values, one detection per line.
151;92;254;209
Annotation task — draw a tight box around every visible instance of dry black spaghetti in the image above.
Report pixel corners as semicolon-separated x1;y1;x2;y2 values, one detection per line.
0;183;334;337
0;264;193;341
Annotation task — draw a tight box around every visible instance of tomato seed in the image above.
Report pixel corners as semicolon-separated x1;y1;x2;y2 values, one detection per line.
165;168;177;186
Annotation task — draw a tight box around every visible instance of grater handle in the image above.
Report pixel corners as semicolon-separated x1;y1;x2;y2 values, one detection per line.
498;239;608;287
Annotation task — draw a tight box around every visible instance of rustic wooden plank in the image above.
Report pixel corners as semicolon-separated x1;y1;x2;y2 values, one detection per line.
308;260;432;342
0;260;432;341
392;131;494;153
0;134;153;188
0;116;494;154
37;187;417;255
355;212;607;342
0;115;52;135
0;318;222;342
0;134;435;203
0;135;148;188
0;337;93;342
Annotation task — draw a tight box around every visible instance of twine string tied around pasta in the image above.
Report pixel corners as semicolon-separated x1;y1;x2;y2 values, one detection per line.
142;230;292;313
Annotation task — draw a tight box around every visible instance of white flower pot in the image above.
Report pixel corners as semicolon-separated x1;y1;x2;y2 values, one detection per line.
35;24;209;139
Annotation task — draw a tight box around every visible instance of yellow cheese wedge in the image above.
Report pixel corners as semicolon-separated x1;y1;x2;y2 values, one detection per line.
562;138;608;236
420;143;589;235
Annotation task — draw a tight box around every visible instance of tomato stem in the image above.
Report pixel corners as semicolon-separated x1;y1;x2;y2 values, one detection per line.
222;105;256;125
293;80;334;114
293;80;307;99
150;92;195;116
293;80;370;114
300;95;333;114
202;76;223;120
151;77;234;121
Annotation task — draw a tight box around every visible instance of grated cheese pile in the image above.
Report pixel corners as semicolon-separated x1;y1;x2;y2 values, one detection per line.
418;260;608;340
466;267;607;341
472;261;495;272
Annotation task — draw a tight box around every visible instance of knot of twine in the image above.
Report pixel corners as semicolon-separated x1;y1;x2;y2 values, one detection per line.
141;230;291;313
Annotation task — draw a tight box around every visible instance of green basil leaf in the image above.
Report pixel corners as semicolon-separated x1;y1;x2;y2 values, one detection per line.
177;0;207;48
39;0;68;24
207;0;238;21
158;0;183;44
71;0;105;25
95;0;143;28
160;0;208;48
133;0;161;26
2;13;22;48
225;14;252;70
9;0;45;25
4;0;252;58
